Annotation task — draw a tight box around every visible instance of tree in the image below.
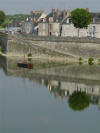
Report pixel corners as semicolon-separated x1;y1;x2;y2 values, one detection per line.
70;8;92;37
0;10;6;26
68;91;90;111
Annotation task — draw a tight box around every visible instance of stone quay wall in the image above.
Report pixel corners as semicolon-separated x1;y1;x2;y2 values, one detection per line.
6;34;100;59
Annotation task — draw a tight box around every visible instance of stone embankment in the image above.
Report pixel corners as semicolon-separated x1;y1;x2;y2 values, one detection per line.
2;33;100;61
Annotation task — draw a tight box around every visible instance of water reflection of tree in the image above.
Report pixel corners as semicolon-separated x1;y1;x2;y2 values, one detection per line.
68;91;90;111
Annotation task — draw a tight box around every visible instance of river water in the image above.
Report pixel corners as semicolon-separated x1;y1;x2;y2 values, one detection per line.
0;56;100;133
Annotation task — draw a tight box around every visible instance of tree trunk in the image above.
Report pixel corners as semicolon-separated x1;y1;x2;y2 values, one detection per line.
78;28;80;37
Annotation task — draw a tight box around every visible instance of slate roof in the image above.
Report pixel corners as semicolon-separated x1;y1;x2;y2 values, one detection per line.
41;9;71;23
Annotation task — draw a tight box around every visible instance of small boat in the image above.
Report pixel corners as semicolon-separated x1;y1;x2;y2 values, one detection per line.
17;63;33;69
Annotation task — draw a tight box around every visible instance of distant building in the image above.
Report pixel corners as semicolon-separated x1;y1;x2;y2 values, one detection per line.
30;10;46;23
61;11;100;38
88;13;100;38
38;22;49;36
38;9;71;36
22;22;34;34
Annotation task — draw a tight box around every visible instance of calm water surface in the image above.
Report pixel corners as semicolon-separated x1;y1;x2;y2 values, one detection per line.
0;56;100;133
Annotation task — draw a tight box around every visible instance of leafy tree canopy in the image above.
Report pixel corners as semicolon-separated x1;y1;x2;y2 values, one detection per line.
68;91;90;111
71;8;92;29
0;10;6;25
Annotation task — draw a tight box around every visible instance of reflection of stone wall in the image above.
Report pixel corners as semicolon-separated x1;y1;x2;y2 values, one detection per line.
1;56;100;107
1;57;100;85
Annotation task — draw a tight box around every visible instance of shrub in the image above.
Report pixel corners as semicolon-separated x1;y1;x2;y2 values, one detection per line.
98;59;100;65
28;58;32;62
42;49;46;54
28;53;32;57
0;48;2;53
79;57;83;65
88;57;94;65
79;57;83;61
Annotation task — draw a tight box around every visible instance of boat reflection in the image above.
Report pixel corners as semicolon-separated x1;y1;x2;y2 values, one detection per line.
0;56;100;111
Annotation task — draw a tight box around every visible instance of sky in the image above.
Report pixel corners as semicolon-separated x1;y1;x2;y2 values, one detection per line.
0;0;100;14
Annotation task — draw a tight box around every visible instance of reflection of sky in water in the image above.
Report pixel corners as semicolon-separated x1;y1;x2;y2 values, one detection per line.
0;69;100;133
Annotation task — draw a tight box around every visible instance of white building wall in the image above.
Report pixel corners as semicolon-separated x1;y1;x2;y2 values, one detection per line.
61;24;77;37
38;23;49;36
89;24;100;38
24;22;33;34
61;24;89;37
49;23;60;36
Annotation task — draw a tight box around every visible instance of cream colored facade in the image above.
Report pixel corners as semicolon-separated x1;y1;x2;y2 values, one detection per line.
61;24;77;37
61;24;89;37
49;23;60;36
38;22;60;36
38;23;49;36
61;23;100;38
88;24;100;38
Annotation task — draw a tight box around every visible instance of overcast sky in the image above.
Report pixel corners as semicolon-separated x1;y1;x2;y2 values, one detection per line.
0;0;100;14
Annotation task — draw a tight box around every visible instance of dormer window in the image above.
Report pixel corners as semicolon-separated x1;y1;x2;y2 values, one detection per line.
43;18;46;22
66;18;69;24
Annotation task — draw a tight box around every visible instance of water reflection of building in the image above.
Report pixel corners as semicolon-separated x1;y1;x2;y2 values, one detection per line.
1;56;100;109
43;79;100;109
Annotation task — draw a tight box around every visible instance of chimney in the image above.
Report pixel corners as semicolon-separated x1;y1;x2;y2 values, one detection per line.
52;8;55;13
86;8;89;12
56;8;61;17
63;10;67;19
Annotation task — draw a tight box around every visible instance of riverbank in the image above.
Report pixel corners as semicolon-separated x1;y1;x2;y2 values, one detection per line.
1;33;100;63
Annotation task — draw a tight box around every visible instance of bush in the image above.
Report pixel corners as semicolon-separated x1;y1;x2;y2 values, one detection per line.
79;57;83;61
79;57;83;65
28;53;32;57
88;57;94;65
42;49;46;54
98;59;100;65
0;48;2;53
28;58;32;62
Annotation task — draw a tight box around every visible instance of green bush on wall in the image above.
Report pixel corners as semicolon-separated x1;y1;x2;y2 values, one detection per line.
88;57;94;65
28;53;32;57
0;48;2;53
98;59;100;65
79;57;82;61
79;57;83;65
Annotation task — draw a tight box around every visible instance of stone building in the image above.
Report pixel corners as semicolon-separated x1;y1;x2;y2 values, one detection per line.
38;9;71;36
48;22;60;36
61;12;100;38
30;10;46;23
61;15;89;37
37;9;100;38
38;22;49;36
88;13;100;38
22;21;34;34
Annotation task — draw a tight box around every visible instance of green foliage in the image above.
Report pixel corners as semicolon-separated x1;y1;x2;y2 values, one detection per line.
0;10;6;26
42;49;46;54
71;8;92;29
6;14;30;22
28;58;32;62
79;57;83;61
28;53;32;57
0;48;2;53
68;91;90;111
98;59;100;65
88;57;94;65
79;57;83;65
1;18;11;28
